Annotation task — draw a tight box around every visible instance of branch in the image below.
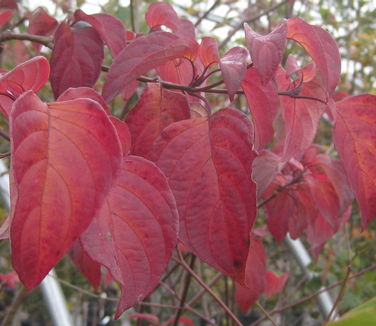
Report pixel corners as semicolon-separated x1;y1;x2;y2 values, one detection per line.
1;287;29;326
195;0;221;27
0;32;53;48
176;248;243;326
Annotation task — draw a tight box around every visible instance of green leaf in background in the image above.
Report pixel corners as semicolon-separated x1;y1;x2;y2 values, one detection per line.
327;296;376;326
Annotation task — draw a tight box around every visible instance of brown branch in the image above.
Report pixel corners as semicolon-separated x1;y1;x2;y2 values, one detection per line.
195;0;221;27
0;32;53;48
0;128;9;142
0;152;10;158
172;255;196;326
176;248;243;326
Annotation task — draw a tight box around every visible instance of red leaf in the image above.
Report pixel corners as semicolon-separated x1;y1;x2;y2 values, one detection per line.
50;22;104;98
265;180;316;242
145;1;195;39
0;0;17;9
0;9;12;27
57;87;110;114
125;84;190;158
81;156;178;316
333;94;376;228
71;240;101;290
9;92;122;288
27;8;57;51
151;108;257;282
102;32;198;102
275;67;327;162
0;56;49;119
199;37;219;67
110;117;132;156
306;207;351;259
303;151;353;228
235;235;266;313
287;18;341;94
74;9;126;57
244;21;287;85
264;271;288;298
242;67;279;150
252;150;281;198
219;46;248;102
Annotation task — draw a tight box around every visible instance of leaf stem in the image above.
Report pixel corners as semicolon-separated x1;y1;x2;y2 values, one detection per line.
255;302;280;326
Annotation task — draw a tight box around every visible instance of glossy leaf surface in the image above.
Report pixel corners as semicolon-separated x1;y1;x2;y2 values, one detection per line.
151;108;257;282
10;92;122;288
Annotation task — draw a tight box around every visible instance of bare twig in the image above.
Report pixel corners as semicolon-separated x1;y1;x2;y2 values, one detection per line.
176;248;243;326
195;0;221;27
255;302;280;326
0;32;53;48
1;287;29;326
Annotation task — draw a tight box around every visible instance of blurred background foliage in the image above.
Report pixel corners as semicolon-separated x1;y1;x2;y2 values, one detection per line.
0;0;374;325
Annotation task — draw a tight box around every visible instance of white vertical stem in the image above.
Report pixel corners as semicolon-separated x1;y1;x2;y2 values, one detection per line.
285;234;338;319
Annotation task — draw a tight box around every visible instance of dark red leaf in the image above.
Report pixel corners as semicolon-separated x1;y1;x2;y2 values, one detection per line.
242;67;279;150
0;56;49;119
0;0;17;9
164;316;195;326
50;22;104;98
264;271;288;298
235;235;266;313
275;67;327;162
151;108;257;283
126;84;190;158
287;18;341;94
219;47;248;102
10;92;122;288
71;240;101;290
128;313;159;325
0;271;19;288
81;156;178;316
333;94;376;228
145;1;195;39
244;20;287;85
27;8;57;51
74;9;126;57
199;37;219;67
102;32;198;102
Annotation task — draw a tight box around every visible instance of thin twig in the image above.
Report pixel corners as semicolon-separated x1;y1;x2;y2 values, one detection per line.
176;249;243;326
324;266;352;324
255;302;280;326
172;255;196;326
0;128;9;141
130;0;136;32
0;152;10;158
195;0;221;27
1;287;29;326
